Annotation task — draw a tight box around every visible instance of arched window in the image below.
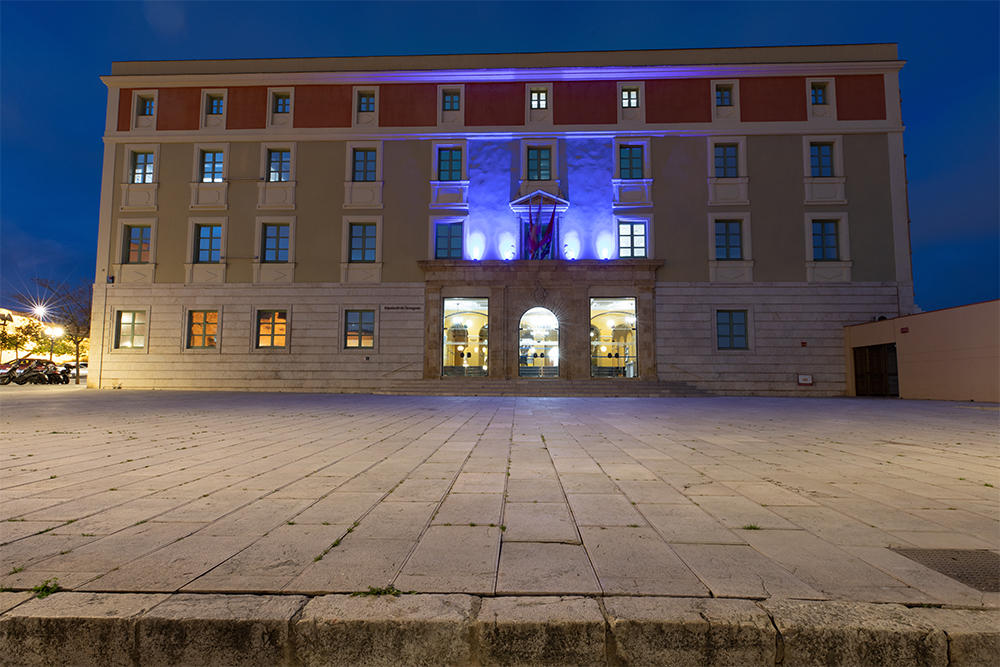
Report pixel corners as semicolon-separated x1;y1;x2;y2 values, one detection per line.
518;307;559;377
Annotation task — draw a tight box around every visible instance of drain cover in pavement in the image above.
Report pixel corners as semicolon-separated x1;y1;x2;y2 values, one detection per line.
890;548;1000;592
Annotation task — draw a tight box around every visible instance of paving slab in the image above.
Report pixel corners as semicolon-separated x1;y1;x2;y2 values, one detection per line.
496;542;600;595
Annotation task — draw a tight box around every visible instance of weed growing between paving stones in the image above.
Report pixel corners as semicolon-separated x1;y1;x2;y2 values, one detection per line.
742;524;762;530
8;566;25;575
31;578;59;598
352;586;413;597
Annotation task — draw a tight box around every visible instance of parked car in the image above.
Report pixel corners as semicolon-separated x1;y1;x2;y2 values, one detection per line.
63;362;88;378
0;357;63;385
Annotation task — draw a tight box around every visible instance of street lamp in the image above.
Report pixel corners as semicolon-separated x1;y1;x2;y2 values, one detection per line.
45;327;63;361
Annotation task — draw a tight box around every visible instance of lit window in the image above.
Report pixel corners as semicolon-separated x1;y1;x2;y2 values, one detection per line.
207;95;224;115
527;147;551;181
131;152;154;184
715;86;732;107
358;92;375;113
435;222;463;259
256;310;287;348
261;224;289;262
618;221;647;259
619;146;644;179
115;311;146;349
349;223;377;262
714;144;738;178
353;149;377;182
187;311;218;349
201;151;224;183
268;149;291;182
812;220;839;260
530;89;548;110
621;88;639;108
810;143;834;177
195;224;222;263
717;310;747;350
124;226;151;264
442;90;460;111
811;83;827;105
437;148;462;181
345;310;375;349
715;221;742;260
137;97;155;116
273;93;290;114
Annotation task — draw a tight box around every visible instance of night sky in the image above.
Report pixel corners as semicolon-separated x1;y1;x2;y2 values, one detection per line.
1;1;997;314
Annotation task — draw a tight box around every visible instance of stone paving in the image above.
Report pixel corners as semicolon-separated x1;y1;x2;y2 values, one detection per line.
2;385;997;609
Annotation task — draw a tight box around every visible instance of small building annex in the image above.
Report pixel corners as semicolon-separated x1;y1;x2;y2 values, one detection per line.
89;44;913;395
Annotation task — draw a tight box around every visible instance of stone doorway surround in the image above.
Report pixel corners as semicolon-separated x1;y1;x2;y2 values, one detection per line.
418;259;662;381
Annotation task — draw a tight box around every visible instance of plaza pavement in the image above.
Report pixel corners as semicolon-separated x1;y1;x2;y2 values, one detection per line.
1;384;997;666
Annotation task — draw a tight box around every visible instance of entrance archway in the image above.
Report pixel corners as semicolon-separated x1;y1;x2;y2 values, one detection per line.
518;307;559;377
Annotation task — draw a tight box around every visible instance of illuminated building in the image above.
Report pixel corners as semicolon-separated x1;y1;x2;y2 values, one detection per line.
90;45;912;395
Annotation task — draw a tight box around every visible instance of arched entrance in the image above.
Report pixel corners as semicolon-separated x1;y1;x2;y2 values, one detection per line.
518;307;559;377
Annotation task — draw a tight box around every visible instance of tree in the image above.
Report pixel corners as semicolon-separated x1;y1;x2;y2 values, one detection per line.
0;317;48;359
14;279;93;384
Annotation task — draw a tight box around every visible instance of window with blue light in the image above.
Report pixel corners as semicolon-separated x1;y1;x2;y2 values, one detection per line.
195;224;222;263
345;310;375;349
137;97;154;116
810;143;833;177
715;221;742;260
131;152;154;184
268;149;291;182
527;147;551;181
715;86;732;107
262;224;289;262
812;221;839;260
349;223;377;262
207;95;224;115
201;151;224;183
811;83;827;105
619;146;644;179
435;222;463;259
358;91;375;113
442;90;460;111
437;148;462;181
353;149;377;182
714;144;738;178
618;221;647;259
273;93;290;114
717;310;747;350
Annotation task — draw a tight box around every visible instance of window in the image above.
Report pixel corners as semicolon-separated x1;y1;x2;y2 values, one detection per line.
358;92;375;113
590;298;637;378
716;310;747;350
201;151;224;183
443;298;488;377
618;220;647;259
268;149;291;182
353;149;377;182
349;223;377;262
714;144;738;178
187;311;218;349
131;152;154;184
195;224;222;263
810;143;834;177
621;88;639;108
273;93;290;114
345;310;375;349
527;147;551;181
137;96;155;116
435;222;463;259
124;226;151;264
812;220;839;260
442;90;460;111
619;145;644;179
530;89;548;110
256;310;287;349
437;147;462;181
261;224;290;262
207;95;224;115
115;310;146;349
811;83;827;106
715;85;732;107
715;220;742;260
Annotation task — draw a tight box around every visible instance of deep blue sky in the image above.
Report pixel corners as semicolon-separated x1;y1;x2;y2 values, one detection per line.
2;1;997;313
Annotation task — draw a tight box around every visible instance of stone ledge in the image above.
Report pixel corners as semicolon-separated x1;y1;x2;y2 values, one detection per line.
1;592;997;667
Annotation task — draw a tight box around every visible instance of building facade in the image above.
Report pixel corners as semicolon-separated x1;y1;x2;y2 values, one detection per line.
90;45;913;395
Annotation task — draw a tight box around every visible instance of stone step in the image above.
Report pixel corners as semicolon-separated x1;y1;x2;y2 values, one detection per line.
366;378;715;398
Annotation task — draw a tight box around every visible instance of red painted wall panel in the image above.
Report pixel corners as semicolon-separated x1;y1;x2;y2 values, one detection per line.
836;75;886;120
379;83;437;127
156;88;200;131
465;83;525;127
226;86;267;129
553;81;617;125
645;79;711;123
741;77;807;122
117;89;133;132
294;85;352;128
